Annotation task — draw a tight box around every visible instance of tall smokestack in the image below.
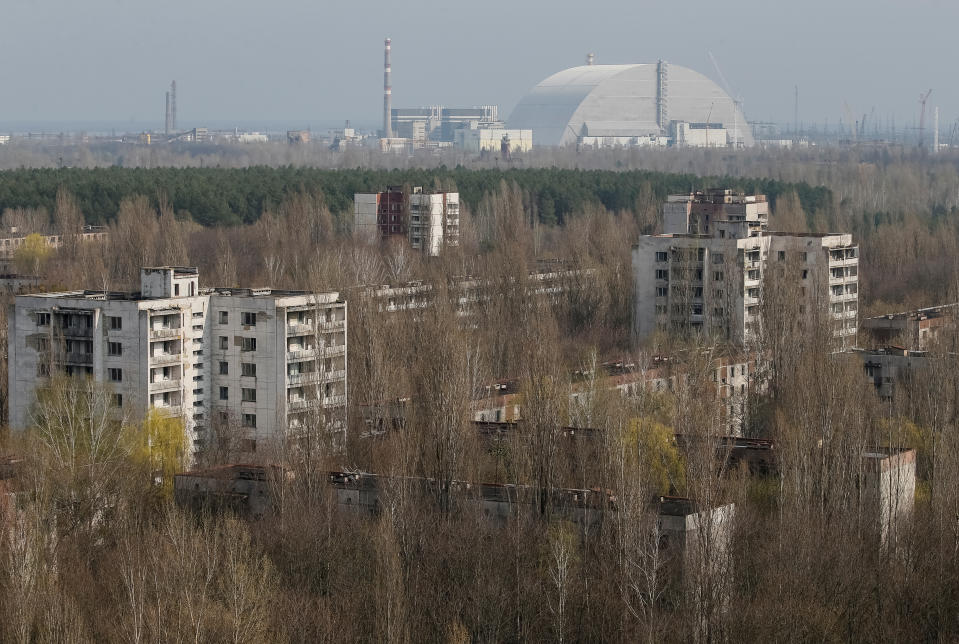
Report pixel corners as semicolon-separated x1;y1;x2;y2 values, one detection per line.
586;53;595;66
170;81;177;132
165;91;171;136
383;38;393;139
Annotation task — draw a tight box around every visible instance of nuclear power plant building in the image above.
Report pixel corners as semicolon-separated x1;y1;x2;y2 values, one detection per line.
508;61;753;148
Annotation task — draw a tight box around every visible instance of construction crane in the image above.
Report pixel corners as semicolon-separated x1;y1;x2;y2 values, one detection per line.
707;51;742;147
919;89;933;148
704;102;714;147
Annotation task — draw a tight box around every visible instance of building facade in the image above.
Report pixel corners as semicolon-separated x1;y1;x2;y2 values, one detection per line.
354;186;460;256
633;190;859;347
861;303;958;351
9;267;346;455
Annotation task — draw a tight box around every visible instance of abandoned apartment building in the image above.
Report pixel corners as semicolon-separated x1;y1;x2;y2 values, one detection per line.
8;267;347;456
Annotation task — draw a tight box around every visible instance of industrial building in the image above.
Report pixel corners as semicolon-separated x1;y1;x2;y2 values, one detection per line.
454;127;533;154
861;303;958;351
508;61;752;147
8;267;347;456
633;189;858;347
354;186;459;256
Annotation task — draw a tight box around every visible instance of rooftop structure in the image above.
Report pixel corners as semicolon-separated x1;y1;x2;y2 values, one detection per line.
507;62;753;147
9;267;347;458
861;303;958;351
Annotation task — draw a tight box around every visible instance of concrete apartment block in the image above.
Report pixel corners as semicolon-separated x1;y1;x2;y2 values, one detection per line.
633;189;858;347
9;267;346;457
353;186;459;256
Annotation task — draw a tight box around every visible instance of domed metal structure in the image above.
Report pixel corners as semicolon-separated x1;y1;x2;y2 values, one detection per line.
507;62;752;147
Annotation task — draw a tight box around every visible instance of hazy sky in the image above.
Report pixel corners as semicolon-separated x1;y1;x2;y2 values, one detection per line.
0;0;954;132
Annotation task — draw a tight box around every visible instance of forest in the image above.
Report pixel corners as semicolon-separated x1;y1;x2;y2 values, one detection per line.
0;148;959;641
0;165;831;227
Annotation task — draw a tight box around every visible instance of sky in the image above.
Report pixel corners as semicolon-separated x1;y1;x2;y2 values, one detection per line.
0;0;954;133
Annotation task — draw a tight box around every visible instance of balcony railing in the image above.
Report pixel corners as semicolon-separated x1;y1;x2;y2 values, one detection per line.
62;352;93;365
287;348;317;361
150;378;182;392
321;345;346;358
59;325;93;338
323;395;347;407
150;353;182;365
150;404;183;417
150;327;181;340
287;323;314;336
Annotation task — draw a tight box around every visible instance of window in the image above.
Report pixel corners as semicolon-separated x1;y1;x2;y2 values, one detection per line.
36;312;50;326
219;386;229;401
193;375;203;382
108;316;122;330
174;284;180;296
713;271;724;281
241;363;256;377
192;324;203;331
242;312;257;326
114;393;122;408
242;413;257;428
656;287;668;297
242;388;256;402
655;251;668;262
109;368;122;382
219;336;229;350
801;270;809;279
219;311;228;324
242;337;257;352
655;304;667;314
655;269;668;280
193;311;204;318
193;363;203;370
193;388;204;395
108;341;122;356
219;361;229;375
37;363;50;377
800;252;808;262
777;251;785;261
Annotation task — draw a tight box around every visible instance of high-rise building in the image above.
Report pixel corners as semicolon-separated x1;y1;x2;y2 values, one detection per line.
8;267;347;455
354;186;459;256
633;189;859;347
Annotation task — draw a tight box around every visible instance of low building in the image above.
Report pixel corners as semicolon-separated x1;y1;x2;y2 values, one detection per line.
861;303;958;351
454;128;533;153
849;346;930;402
862;447;916;546
9;267;347;457
174;464;284;518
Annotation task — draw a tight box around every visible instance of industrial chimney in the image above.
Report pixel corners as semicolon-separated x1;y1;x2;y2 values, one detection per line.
586;53;595;66
383;38;393;139
170;81;177;132
165;91;172;136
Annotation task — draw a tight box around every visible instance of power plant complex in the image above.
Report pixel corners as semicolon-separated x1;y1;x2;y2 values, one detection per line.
378;40;753;151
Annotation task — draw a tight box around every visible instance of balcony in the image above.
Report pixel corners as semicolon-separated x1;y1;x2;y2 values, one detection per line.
150;327;181;340
59;325;93;338
287;371;322;386
323;395;347;407
63;352;93;365
287;323;314;336
287;348;317;361
321;345;346;358
288;399;317;412
150;404;183;417
318;320;345;331
150;352;182;365
150;378;182;393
